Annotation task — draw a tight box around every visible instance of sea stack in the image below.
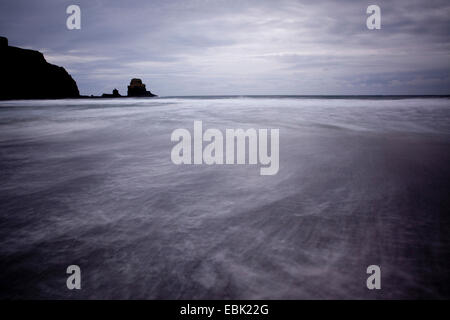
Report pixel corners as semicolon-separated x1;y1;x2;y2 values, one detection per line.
0;36;80;100
127;78;156;97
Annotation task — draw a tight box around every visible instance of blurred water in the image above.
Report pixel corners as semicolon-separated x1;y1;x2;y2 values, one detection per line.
0;96;449;299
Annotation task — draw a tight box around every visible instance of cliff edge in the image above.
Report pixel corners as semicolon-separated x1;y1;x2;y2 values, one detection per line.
0;36;79;100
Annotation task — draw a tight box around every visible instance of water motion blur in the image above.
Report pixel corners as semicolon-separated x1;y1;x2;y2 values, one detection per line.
0;96;449;299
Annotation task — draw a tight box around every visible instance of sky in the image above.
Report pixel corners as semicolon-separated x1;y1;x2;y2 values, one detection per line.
0;0;449;96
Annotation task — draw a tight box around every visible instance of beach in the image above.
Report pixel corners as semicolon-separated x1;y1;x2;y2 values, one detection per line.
0;96;449;299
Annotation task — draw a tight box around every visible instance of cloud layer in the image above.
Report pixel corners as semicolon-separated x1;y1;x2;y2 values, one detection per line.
1;0;449;95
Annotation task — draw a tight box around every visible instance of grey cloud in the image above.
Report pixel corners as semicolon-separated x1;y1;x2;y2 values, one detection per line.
0;0;449;95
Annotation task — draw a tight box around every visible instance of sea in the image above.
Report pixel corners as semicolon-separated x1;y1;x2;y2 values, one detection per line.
0;96;449;299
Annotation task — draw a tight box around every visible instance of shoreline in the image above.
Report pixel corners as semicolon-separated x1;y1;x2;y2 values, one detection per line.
1;94;449;102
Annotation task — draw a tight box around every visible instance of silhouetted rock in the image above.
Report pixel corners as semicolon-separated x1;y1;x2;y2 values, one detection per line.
102;88;122;98
0;36;7;47
0;36;79;100
127;78;156;97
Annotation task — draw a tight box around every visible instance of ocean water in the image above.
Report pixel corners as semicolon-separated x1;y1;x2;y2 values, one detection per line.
0;96;449;299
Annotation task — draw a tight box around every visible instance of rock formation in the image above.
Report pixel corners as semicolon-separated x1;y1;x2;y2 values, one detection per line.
0;36;79;100
102;88;122;98
127;78;156;97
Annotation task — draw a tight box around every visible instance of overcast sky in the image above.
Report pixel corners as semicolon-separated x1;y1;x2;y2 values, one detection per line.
1;0;449;96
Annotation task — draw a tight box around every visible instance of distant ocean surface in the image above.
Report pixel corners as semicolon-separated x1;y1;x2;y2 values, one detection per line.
0;96;449;299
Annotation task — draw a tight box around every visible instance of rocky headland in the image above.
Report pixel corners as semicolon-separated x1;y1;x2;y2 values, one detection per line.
0;36;79;100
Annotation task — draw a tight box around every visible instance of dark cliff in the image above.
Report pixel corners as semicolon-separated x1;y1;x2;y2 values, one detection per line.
0;37;79;100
